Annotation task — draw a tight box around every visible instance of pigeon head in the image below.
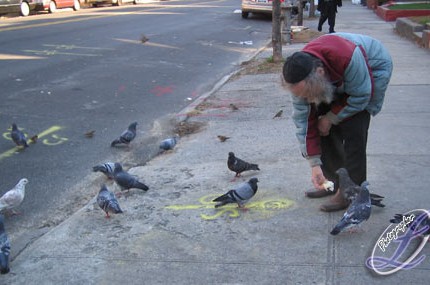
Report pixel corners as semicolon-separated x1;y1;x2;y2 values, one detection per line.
335;168;348;176
99;184;108;193
228;152;235;158
18;178;29;187
11;123;18;130
113;163;123;173
128;122;138;130
249;177;259;184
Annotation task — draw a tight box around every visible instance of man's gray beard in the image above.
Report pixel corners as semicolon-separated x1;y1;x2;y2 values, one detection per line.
306;74;336;105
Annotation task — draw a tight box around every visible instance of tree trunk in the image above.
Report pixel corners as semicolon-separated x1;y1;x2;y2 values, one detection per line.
272;0;282;63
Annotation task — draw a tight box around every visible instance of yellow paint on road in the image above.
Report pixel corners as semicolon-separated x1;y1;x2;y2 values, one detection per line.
0;125;68;161
166;194;294;220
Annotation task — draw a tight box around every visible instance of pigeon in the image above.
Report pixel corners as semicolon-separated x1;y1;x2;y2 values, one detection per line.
217;135;230;142
111;122;138;147
113;163;149;193
390;213;430;237
336;168;385;207
97;185;123;218
229;103;239;111
213;178;259;208
227;152;260;178
159;136;178;151
273;109;283;119
0;178;29;215
11;123;28;148
84;130;96;138
0;215;10;274
93;162;117;179
330;184;371;235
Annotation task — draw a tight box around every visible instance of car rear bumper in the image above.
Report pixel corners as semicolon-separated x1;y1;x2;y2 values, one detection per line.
241;1;272;14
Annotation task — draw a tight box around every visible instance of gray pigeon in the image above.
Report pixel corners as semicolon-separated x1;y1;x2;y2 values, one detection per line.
11;123;28;148
0;178;29;215
159;136;178;151
330;184;371;235
390;212;430;236
336;168;385;207
97;185;123;218
0;215;10;274
111;122;137;147
213;178;259;208
92;162;117;179
227;152;260;178
113;163;149;193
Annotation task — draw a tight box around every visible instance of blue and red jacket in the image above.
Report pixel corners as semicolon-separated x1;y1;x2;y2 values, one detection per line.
291;33;393;166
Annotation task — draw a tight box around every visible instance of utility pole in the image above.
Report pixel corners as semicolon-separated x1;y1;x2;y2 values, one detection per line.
272;0;283;63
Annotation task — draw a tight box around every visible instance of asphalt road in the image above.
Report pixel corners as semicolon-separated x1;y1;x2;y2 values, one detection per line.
0;0;272;255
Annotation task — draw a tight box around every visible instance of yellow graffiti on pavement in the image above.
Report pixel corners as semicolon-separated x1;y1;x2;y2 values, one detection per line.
0;125;68;160
166;194;294;220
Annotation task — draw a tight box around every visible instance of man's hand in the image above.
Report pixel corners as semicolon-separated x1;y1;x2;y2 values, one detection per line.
318;115;332;136
311;165;326;190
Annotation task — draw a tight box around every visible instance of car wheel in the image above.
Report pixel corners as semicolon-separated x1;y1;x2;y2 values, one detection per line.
73;0;80;11
241;11;249;19
113;0;122;6
49;1;57;13
20;1;30;17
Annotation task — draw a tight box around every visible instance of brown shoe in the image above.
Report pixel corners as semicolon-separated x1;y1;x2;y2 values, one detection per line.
320;189;349;212
305;188;334;198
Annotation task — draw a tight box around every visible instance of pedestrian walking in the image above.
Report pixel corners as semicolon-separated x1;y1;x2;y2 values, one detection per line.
317;0;342;33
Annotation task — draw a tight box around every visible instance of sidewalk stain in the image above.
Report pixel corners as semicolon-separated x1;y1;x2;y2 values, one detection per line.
166;194;294;220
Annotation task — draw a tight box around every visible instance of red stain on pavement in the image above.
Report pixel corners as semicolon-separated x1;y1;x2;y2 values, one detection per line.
150;85;175;97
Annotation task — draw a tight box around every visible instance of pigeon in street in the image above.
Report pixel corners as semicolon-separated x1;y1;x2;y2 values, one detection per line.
111;122;138;147
213;178;259;208
0;215;10;274
93;162;117;179
113;163;149;194
273;109;283;119
97;185;123;218
227;152;260;178
0;178;29;215
390;212;430;237
159;136;178;151
217;135;230;142
11;123;28;148
330;184;371;235
336;168;385;207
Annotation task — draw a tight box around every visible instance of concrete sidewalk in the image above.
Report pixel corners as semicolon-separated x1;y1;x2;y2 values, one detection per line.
4;2;430;284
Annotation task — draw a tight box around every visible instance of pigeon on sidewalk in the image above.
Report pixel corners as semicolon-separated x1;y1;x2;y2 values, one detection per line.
336;168;385;207
0;178;29;215
0;215;10;274
213;178;259;209
159;136;178;151
97;185;123;218
111;122;138;147
390;212;430;237
113;163;149;194
11;123;28;148
92;162;117;179
227;152;260;179
330;184;371;235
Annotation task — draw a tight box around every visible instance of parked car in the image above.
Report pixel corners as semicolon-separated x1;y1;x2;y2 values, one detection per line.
38;0;81;13
241;0;303;19
86;0;136;7
0;0;40;16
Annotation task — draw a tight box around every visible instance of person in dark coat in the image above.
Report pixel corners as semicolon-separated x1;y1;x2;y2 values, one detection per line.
317;0;342;33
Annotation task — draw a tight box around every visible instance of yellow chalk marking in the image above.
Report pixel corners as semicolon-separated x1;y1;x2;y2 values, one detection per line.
166;194;294;220
0;125;67;160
